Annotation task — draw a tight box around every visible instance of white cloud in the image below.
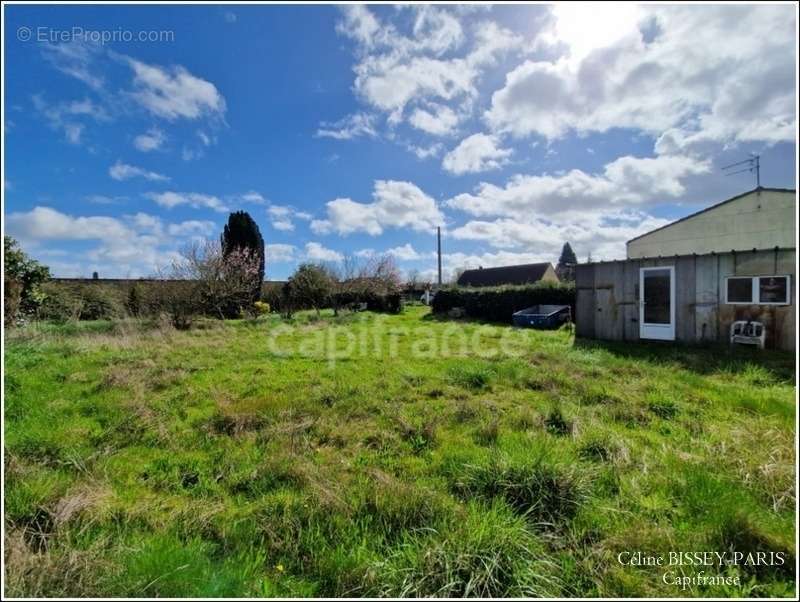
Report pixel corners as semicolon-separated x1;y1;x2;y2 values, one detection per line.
485;4;796;149
266;243;297;263
125;57;226;121
133;127;166;152
450;211;671;262
109;161;170;182
241;191;267;204
305;242;343;263
32;94;109;145
336;6;522;127
85;194;127;205
7;206;131;242
386;243;431;261
442;133;512;175
316;112;377;140
443;151;711;261
41;41;104;91
145;191;229;212
4;206;213;277
197;130;214;146
181;147;202;161
267;205;295;231
167;220;216;237
408;104;461;136
406;142;444;160
446;154;710;217
311;180;444;236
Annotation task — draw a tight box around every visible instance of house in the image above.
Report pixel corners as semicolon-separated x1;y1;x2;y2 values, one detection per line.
576;187;796;350
457;262;559;287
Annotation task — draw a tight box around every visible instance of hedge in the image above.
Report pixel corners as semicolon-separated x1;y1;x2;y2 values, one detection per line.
431;282;575;323
332;290;403;314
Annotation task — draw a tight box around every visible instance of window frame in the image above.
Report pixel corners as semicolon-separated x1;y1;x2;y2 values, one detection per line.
724;275;791;306
756;275;791;306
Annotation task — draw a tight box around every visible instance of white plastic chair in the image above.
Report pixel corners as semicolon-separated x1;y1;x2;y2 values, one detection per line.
730;320;765;349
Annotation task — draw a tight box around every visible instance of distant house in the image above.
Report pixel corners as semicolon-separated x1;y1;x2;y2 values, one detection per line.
576;187;796;350
457;262;559;287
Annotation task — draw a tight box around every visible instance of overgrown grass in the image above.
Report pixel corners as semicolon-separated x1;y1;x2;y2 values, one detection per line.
3;306;796;597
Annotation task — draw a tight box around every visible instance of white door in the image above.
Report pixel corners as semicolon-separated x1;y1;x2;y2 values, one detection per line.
639;266;675;340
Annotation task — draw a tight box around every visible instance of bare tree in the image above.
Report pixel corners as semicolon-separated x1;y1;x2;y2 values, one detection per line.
154;240;262;325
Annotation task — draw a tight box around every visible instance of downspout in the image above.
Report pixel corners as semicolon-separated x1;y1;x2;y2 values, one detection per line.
715;255;724;342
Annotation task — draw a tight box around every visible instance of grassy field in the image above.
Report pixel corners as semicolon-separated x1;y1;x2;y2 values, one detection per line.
3;306;796;597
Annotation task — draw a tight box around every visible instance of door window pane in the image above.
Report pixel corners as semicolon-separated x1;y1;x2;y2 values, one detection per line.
727;277;753;303
643;269;671;324
758;276;789;304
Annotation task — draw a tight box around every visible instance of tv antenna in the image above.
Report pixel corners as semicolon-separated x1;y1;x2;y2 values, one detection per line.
722;154;760;188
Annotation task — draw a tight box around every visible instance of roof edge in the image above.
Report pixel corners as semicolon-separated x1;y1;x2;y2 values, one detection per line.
626;187;797;245
458;261;554;275
578;246;796;267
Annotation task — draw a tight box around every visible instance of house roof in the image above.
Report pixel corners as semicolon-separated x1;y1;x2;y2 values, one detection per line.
457;262;553;287
626;187;797;245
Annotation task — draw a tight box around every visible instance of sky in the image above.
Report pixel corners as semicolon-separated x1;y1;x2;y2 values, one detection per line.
3;3;797;281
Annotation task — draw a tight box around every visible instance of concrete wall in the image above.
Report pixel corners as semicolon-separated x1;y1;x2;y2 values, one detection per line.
576;248;796;351
627;189;796;258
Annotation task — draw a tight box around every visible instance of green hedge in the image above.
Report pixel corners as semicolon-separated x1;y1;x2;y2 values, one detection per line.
332;290;403;314
431;282;575;323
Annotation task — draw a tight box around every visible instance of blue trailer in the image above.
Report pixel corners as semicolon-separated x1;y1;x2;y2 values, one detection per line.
512;305;571;329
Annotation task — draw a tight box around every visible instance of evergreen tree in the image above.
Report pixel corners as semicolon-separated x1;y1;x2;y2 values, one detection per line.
556;242;578;282
220;211;265;300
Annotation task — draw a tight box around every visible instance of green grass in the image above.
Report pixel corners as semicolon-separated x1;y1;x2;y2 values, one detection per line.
3;306;796;597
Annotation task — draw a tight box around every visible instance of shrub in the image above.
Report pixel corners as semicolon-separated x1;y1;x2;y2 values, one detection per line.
148;280;199;329
285;264;335;315
253;301;271;315
432;282;575;323
4;236;50;317
38;282;125;322
4;278;23;326
75;285;125;320
331;290;403;314
126;284;143;317
261;282;285;312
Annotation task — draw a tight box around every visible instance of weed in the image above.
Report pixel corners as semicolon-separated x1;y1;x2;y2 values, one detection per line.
545;407;572;436
447;363;494;390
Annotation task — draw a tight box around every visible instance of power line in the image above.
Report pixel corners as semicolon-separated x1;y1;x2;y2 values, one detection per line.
722;154;760;188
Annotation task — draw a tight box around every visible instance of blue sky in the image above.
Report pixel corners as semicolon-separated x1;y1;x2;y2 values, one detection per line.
3;3;797;280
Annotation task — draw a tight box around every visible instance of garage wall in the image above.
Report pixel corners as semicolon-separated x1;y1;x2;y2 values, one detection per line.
576;248;795;351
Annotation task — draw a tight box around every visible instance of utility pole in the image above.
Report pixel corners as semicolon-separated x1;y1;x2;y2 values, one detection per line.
437;226;442;287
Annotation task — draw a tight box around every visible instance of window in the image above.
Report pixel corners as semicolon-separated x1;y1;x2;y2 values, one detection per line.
758;276;790;304
725;275;791;305
726;277;754;303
